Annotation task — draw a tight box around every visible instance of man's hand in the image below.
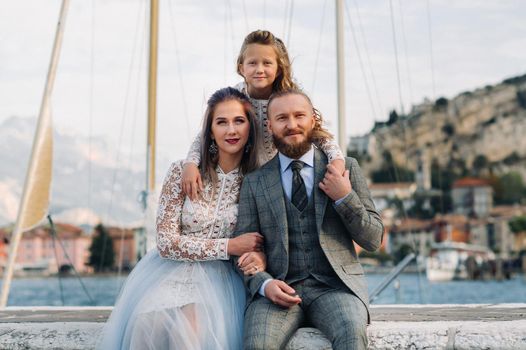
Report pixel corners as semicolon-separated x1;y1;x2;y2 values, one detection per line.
264;280;301;308
319;163;352;201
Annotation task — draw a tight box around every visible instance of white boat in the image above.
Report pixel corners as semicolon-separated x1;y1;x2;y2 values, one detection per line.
426;241;496;282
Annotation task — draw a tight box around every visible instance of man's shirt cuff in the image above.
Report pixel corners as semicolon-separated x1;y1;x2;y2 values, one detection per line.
335;192;351;206
258;279;273;297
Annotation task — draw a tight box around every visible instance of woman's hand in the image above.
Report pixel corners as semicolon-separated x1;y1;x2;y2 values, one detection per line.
238;251;266;276
182;163;203;201
228;232;263;256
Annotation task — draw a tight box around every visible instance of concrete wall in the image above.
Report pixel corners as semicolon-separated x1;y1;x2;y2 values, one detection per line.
0;304;525;350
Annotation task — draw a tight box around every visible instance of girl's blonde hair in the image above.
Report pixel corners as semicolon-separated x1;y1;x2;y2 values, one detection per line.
236;30;298;93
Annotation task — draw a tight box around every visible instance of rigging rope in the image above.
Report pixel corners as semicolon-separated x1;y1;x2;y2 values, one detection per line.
310;0;328;100
223;0;228;85
282;0;290;44
426;0;437;98
344;0;379;121
87;0;96;217
262;0;267;29
388;0;405;115
225;0;237;64
48;215;95;305
241;0;249;32
286;0;294;48
351;0;385;120
387;0;428;302
167;0;191;137
101;0;146;274
425;0;445;216
397;0;414;106
51;227;65;306
118;8;146;285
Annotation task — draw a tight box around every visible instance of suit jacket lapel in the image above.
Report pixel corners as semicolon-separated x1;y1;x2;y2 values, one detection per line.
313;148;329;233
261;155;289;252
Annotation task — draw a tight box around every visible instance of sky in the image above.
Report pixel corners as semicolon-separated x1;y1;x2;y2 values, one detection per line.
1;0;525;183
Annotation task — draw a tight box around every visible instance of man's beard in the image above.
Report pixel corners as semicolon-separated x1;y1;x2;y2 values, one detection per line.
272;128;314;159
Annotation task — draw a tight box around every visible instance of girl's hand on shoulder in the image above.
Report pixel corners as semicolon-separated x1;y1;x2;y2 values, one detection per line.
328;158;345;176
182;163;203;201
238;251;267;276
228;232;263;256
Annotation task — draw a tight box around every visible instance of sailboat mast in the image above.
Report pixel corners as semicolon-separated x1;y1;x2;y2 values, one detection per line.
146;0;159;194
0;0;70;308
335;0;346;152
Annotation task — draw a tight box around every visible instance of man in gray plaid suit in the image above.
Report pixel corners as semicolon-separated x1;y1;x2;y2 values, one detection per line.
234;89;384;350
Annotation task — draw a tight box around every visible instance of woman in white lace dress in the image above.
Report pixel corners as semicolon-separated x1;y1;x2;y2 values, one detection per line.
98;87;265;350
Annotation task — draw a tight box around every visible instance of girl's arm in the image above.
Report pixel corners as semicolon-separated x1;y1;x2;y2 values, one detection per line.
184;133;201;166
182;134;203;200
156;161;228;261
315;137;346;173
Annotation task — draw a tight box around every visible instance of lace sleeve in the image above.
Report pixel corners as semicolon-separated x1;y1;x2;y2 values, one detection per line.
183;133;202;165
315;137;345;162
156;161;229;261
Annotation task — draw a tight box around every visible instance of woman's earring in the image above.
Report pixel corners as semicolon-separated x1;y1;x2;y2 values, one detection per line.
244;143;251;154
209;140;218;155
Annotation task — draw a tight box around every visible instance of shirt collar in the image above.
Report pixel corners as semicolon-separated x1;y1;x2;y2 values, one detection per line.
278;145;315;173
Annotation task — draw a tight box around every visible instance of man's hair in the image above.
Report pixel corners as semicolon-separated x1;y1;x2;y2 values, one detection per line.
267;88;334;143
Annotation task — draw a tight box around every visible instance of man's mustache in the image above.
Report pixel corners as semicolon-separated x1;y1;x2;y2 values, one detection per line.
284;128;304;136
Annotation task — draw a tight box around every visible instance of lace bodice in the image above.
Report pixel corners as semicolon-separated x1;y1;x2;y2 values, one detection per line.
184;82;344;166
156;160;242;261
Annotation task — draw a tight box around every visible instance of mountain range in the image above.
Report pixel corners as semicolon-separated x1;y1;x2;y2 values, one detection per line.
0;116;152;227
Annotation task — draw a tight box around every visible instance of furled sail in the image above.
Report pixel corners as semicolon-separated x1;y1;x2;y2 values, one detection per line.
0;0;69;307
17;104;53;232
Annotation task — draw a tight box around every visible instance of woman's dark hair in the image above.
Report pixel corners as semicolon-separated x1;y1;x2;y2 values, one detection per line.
200;87;260;184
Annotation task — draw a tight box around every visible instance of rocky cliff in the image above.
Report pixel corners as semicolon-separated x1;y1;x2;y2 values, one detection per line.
360;74;526;179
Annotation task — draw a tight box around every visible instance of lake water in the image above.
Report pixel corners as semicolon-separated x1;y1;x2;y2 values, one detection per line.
3;273;525;306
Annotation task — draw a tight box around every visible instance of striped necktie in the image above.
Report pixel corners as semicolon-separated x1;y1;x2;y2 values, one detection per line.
290;160;308;211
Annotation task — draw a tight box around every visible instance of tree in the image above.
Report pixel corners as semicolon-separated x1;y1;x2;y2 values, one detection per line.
387;110;399;125
472;154;488;176
503;151;520;166
430;159;455;213
88;224;115;272
394;244;414;264
434;97;449;111
441;123;455;137
509;216;526;234
494;172;525;205
359;250;394;265
407;194;434;219
371;150;415;183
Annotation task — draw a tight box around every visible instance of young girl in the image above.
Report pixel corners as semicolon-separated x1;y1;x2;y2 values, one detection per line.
98;87;266;350
182;30;345;199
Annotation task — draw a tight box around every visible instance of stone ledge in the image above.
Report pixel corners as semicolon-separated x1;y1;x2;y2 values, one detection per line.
287;320;526;350
0;304;525;350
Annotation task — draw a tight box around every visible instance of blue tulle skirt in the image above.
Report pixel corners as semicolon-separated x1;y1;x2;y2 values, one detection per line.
97;250;246;350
